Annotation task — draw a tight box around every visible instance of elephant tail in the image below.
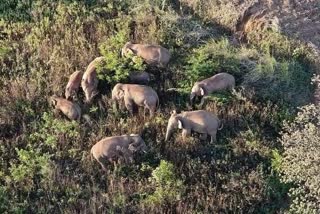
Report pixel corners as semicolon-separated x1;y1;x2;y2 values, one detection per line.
90;147;96;163
218;119;224;130
157;95;160;108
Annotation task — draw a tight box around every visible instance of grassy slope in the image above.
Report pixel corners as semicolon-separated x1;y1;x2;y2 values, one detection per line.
0;1;315;213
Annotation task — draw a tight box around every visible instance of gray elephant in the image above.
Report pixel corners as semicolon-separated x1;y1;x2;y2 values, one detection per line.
190;72;235;106
91;134;147;170
165;110;223;143
129;71;153;85
50;95;81;121
65;70;83;100
121;42;171;67
111;83;159;118
81;56;104;103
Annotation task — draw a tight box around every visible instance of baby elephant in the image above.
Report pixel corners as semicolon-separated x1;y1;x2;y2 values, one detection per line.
190;72;235;106
165;110;223;143
50;95;81;121
111;83;159;118
91;134;147;170
65;70;83;100
122;42;171;67
129;71;152;85
81;56;104;103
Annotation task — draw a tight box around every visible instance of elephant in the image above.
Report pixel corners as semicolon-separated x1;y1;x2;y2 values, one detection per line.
165;110;223;143
81;56;104;103
111;83;159;118
90;134;147;170
129;71;153;85
50;95;81;121
190;72;235;106
121;42;171;67
65;70;83;100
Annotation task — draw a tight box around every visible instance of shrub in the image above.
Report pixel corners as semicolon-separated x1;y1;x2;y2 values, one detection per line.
29;112;80;150
98;31;146;85
144;160;185;206
180;39;241;89
0;186;9;213
9;148;51;192
280;104;320;213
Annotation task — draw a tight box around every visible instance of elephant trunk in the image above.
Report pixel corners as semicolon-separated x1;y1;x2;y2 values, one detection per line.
165;124;174;141
190;92;196;104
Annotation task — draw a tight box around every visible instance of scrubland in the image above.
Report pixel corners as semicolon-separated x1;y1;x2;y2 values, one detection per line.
0;1;319;213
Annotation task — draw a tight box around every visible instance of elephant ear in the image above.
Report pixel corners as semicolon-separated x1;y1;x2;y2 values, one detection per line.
117;89;125;98
50;97;57;106
128;144;136;152
177;119;183;129
116;145;122;151
200;86;205;96
127;48;135;55
171;110;177;115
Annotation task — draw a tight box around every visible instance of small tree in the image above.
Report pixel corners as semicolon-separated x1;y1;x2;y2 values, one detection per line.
144;160;185;206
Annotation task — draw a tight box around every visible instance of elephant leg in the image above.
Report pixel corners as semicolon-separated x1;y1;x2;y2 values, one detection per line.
143;106;147;119
125;153;134;164
144;101;156;118
200;133;208;140
182;129;191;141
199;96;207;107
100;163;107;171
149;106;156;118
99;158;109;171
124;97;134;115
209;131;217;143
53;109;60;118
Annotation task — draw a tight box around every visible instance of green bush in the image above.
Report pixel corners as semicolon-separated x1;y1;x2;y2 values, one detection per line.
180;39;241;89
98;31;146;85
280;104;320;213
9;148;51;192
242;53;312;106
29;112;80;150
0;186;9;213
144;160;185;206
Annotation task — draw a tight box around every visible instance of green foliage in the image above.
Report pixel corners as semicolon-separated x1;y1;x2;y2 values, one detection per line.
271;149;282;172
0;0;32;21
144;160;185;205
253;31;312;62
29;112;80;149
0;186;9;213
243;52;312;106
99;31;146;85
9;148;51;191
280;104;320;213
181;39;241;89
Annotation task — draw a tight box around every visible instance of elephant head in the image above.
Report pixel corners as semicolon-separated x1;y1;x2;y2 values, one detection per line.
50;95;59;107
128;134;147;153
190;82;205;103
121;42;135;57
65;86;73;100
111;83;125;101
165;110;184;141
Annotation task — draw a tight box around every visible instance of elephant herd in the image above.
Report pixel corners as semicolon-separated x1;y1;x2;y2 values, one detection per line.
50;42;235;170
